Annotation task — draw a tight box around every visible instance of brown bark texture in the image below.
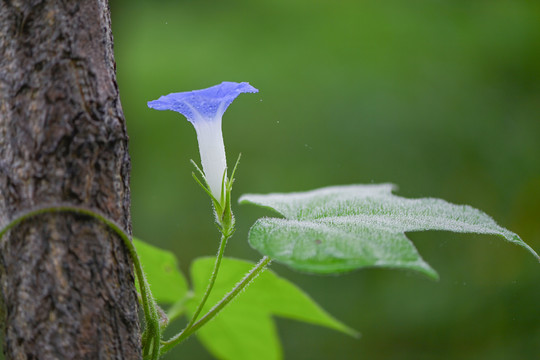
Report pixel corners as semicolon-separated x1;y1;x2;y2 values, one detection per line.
0;0;141;359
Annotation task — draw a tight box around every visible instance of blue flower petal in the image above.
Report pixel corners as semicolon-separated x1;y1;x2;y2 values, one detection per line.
147;81;258;123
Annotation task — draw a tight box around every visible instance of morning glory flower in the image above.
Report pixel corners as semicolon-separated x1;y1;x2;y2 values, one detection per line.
147;81;258;204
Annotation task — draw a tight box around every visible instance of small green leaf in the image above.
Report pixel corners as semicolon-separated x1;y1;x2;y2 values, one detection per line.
187;257;356;360
133;238;188;304
240;184;539;279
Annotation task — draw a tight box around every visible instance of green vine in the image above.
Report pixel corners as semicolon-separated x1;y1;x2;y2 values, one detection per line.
0;205;161;360
0;204;272;359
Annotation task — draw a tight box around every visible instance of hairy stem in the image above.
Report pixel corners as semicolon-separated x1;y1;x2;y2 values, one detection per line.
160;256;271;355
184;233;230;330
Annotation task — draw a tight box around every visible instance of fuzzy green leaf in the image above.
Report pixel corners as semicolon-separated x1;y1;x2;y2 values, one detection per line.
187;257;357;360
240;184;539;279
133;238;188;304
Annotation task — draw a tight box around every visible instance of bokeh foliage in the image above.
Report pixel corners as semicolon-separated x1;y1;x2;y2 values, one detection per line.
110;0;540;359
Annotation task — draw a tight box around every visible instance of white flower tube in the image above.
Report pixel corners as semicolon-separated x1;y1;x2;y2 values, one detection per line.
192;116;227;201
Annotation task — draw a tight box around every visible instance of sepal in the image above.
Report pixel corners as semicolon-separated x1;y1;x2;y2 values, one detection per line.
191;154;242;236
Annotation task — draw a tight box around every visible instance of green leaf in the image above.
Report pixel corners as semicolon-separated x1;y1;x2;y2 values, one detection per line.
239;184;539;279
187;257;357;360
133;238;188;304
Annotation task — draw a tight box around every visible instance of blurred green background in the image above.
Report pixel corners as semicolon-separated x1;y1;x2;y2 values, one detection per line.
111;0;540;359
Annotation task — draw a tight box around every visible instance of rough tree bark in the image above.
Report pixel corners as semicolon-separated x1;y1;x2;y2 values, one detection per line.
0;0;141;359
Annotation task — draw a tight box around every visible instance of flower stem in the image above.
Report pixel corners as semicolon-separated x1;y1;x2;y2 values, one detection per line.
182;232;230;331
0;205;162;360
160;256;271;355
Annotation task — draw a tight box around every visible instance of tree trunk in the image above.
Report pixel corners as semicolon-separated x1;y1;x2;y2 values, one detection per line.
0;0;141;359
